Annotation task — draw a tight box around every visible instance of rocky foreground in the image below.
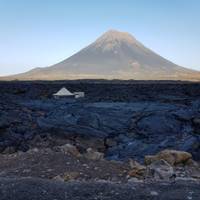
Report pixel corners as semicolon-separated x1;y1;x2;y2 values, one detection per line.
0;80;200;199
0;147;199;200
0;178;200;200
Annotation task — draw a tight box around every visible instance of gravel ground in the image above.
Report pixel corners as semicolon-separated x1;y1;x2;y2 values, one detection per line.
0;178;199;200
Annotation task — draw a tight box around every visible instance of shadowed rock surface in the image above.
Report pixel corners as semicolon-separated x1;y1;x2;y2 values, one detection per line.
0;80;200;161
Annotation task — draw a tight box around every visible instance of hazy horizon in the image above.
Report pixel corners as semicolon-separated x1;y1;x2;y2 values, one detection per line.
0;0;200;76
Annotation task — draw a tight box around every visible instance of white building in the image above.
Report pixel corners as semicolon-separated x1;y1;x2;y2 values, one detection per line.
53;87;85;99
74;92;85;98
53;87;75;99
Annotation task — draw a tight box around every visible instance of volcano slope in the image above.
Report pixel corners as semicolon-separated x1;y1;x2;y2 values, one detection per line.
2;30;199;81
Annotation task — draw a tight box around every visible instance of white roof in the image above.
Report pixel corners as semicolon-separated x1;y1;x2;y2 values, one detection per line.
53;87;74;96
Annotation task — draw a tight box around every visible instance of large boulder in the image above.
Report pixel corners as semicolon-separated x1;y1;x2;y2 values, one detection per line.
145;150;192;166
146;159;174;181
128;159;146;178
84;148;104;161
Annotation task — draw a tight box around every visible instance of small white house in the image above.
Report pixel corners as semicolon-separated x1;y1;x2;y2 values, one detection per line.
53;87;75;99
53;87;85;99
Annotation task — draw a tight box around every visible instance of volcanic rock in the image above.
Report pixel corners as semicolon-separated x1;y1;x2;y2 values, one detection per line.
146;159;174;181
84;148;104;161
58;144;80;157
145;150;192;166
128;159;146;178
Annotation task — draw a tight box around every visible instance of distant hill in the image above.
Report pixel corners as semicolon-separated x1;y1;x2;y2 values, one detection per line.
1;30;199;80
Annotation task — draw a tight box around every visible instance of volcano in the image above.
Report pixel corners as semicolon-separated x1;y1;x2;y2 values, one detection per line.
2;30;199;80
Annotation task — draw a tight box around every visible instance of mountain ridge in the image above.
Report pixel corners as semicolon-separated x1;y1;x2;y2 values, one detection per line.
1;29;199;80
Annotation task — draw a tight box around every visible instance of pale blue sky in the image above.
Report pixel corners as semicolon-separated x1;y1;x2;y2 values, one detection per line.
0;0;200;75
